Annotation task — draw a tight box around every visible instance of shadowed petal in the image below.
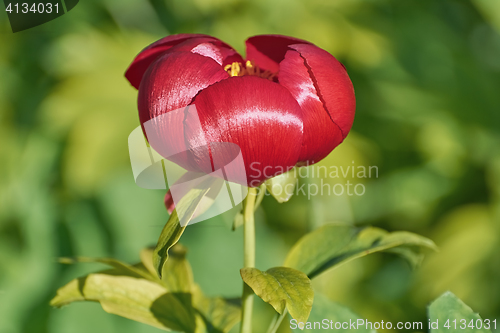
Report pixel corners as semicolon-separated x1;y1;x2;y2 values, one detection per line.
245;35;311;73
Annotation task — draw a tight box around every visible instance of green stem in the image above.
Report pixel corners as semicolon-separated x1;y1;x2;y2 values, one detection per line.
266;309;288;333
266;313;279;333
254;184;266;210
240;187;257;333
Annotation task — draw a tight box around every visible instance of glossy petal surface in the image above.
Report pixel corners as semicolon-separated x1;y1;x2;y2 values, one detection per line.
279;50;342;164
126;34;240;89
138;51;229;171
188;76;304;186
126;34;210;88
167;37;244;67
288;44;355;138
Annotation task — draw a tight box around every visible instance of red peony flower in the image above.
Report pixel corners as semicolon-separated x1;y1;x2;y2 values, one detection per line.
125;34;355;187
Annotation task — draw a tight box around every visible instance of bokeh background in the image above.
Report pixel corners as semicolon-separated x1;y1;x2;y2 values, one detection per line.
1;0;500;332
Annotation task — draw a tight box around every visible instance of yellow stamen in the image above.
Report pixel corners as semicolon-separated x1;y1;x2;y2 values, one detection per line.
245;60;255;75
224;60;276;80
224;63;241;76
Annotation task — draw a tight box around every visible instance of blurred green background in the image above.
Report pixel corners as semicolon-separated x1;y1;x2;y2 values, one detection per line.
1;0;500;332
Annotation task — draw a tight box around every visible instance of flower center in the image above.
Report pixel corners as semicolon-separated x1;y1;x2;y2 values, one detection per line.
224;60;276;80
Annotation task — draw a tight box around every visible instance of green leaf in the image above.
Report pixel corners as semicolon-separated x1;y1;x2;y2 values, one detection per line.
59;256;155;281
50;273;197;332
384;246;425;268
291;293;377;333
193;285;241;333
265;168;298;203
140;247;160;278
284;223;437;279
52;245;241;333
143;244;194;292
154;177;216;278
240;267;313;323
159;244;193;293
428;292;492;333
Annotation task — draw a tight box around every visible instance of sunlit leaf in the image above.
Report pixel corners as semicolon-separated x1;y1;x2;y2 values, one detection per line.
240;267;313;323
265;168;298;203
52;245;241;333
291;294;376;333
284;223;437;278
428;292;492;333
154;177;216;278
50;273;197;332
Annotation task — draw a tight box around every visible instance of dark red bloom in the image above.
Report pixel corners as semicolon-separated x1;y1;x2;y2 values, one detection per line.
126;34;355;187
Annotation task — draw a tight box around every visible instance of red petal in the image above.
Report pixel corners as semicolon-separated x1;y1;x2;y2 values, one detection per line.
278;44;355;165
164;189;175;214
126;34;209;89
245;35;312;73
138;51;229;170
279;50;343;164
126;34;241;89
167;37;244;66
187;76;304;187
289;44;355;138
